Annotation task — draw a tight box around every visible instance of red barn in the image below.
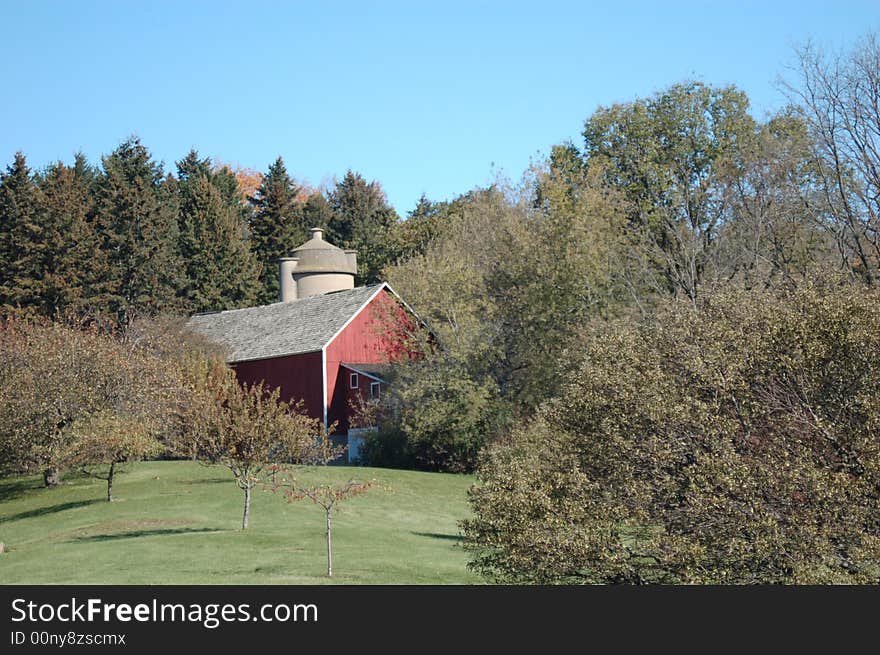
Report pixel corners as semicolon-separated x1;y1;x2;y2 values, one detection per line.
187;228;418;462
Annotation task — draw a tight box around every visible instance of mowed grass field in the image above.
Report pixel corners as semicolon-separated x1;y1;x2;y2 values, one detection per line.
0;461;482;584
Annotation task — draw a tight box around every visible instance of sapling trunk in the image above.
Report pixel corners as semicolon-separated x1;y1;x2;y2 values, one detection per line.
326;509;333;577
43;468;60;487
106;461;115;502
242;483;251;530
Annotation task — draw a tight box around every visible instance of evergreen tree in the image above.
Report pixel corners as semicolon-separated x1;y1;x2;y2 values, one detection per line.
248;157;305;304
94;137;187;326
392;194;447;263
302;191;334;233
0;152;44;313
177;150;260;312
327;170;399;284
33;154;105;316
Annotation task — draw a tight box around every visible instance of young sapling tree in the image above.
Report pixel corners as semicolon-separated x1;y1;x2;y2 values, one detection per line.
174;359;339;529
275;476;377;577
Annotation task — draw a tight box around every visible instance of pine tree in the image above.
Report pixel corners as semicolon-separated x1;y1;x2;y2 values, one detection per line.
248;157;306;304
0;152;44;313
33;154;105;317
177;150;260;312
327;170;399;284
302;191;334;233
94;137;188;326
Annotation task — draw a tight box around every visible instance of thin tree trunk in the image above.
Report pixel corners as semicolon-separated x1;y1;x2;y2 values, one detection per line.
106;461;115;502
242;484;251;530
326;510;332;577
43;468;60;487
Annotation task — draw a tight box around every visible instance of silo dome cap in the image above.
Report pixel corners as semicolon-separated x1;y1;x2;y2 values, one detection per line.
293;227;340;251
288;227;357;274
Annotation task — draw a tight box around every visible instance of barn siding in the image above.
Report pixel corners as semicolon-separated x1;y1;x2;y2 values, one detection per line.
232;350;324;422
340;366;384;432
325;289;411;434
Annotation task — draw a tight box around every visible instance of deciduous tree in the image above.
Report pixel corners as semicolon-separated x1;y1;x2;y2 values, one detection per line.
67;413;162;501
463;284;880;583
717;111;835;287
173;358;339;529
784;33;880;283
375;175;627;471
0;316;177;488
272;474;376;577
389;194;449;264
583;82;758;304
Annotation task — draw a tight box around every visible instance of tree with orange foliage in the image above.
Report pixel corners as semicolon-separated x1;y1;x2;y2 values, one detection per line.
214;163;263;205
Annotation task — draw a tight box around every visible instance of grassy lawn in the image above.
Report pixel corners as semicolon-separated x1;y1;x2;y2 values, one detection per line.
0;461;482;584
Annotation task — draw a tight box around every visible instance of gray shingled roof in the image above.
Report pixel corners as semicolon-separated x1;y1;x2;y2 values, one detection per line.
186;284;385;363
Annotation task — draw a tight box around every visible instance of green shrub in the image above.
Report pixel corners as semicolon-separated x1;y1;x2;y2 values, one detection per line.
463;285;880;583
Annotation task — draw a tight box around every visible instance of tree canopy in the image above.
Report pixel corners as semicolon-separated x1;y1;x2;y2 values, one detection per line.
176;150;260;312
248;157;306;304
463;284;880;583
327;170;399;284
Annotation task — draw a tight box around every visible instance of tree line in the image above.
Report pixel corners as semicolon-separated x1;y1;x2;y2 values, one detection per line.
363;34;880;472
0;143;401;324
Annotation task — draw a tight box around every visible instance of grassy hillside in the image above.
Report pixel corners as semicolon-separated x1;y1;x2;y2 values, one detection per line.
0;461;482;584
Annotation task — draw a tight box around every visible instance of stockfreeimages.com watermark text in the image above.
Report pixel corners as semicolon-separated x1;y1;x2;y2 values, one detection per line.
10;597;318;631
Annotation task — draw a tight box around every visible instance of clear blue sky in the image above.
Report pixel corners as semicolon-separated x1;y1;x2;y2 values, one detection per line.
1;1;877;215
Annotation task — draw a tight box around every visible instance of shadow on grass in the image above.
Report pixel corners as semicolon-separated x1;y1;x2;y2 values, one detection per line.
180;478;229;485
70;527;222;543
0;478;45;503
411;531;463;542
2;499;102;522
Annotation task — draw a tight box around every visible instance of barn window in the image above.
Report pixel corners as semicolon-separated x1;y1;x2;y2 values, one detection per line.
370;381;381;399
350;373;358;389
